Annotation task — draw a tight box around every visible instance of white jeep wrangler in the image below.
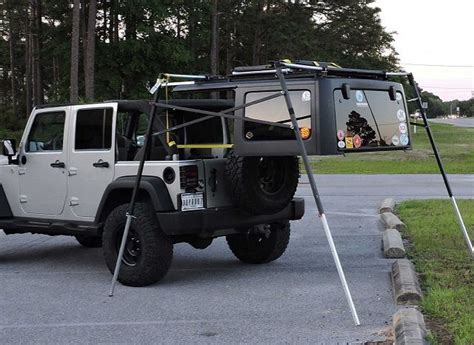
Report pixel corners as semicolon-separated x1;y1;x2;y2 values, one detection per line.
0;96;303;287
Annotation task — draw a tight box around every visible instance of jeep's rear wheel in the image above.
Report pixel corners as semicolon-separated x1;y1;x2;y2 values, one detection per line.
225;151;299;215
75;235;102;248
226;221;290;264
103;203;173;287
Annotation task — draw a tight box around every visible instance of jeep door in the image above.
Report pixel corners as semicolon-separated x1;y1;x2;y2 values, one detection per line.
18;108;69;215
67;104;116;219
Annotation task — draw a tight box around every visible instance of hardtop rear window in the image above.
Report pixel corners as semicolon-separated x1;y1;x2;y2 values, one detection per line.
334;89;409;150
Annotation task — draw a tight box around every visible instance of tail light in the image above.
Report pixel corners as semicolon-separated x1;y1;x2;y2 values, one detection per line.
300;127;311;140
180;165;199;189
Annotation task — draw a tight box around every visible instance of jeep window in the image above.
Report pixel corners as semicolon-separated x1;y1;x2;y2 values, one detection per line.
334;90;409;149
26;111;65;152
75;108;113;150
244;90;311;140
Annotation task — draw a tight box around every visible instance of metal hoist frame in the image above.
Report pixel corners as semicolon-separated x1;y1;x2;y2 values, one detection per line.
109;64;473;328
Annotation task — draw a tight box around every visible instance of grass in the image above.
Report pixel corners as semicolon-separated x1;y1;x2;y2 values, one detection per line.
397;200;474;344
310;123;474;174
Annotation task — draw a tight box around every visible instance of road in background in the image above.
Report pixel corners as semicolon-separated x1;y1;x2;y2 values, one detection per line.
430;118;474;128
1;174;473;343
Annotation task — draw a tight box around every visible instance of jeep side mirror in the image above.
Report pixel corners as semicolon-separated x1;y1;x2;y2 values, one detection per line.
2;139;17;157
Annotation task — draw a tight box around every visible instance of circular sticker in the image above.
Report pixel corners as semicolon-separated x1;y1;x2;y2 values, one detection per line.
338;140;346;149
392;135;400;146
400;134;409;146
353;134;362;148
397;109;406;121
396;93;402;101
337;129;345;141
399;123;407;134
302;91;311;102
356;90;364;103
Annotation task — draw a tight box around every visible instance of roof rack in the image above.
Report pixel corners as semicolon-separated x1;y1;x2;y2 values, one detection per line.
230;60;391;81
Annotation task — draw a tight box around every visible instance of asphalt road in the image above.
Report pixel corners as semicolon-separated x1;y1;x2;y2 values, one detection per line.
1;174;473;344
430;117;474;128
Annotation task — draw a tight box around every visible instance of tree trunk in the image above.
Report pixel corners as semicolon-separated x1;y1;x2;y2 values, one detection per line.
7;1;17;118
85;0;97;101
252;1;264;65
210;0;220;75
113;0;119;43
81;0;88;88
70;0;81;103
31;0;43;105
25;5;32;116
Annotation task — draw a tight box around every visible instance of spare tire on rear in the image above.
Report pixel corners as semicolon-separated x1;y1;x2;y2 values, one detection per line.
225;150;299;215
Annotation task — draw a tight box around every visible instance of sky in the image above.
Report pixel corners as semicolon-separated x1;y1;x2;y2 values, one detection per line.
374;0;474;101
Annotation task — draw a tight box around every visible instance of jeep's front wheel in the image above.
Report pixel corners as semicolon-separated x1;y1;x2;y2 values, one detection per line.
226;221;290;264
102;203;173;287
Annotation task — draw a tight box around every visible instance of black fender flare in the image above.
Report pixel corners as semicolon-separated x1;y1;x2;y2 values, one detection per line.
0;184;13;218
95;176;174;223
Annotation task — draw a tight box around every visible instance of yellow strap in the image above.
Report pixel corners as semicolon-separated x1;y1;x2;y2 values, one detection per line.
176;144;234;149
168;140;176;147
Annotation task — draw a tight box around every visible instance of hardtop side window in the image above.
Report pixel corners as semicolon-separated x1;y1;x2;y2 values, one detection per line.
26;111;66;152
244;90;312;141
75;108;113;150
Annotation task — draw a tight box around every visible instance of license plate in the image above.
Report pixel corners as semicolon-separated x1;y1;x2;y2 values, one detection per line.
180;192;204;211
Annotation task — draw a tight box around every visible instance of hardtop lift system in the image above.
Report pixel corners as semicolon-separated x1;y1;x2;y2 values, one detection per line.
108;60;473;327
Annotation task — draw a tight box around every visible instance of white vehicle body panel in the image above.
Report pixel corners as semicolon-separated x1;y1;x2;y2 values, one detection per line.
18;106;69;216
67;103;117;220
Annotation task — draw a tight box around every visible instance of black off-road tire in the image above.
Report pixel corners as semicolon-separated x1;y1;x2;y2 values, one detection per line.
225;151;299;215
102;203;173;287
226;221;291;264
75;235;102;248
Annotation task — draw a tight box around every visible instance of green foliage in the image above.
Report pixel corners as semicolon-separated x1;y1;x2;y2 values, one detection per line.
311;123;474;174
397;200;474;344
1;0;401;134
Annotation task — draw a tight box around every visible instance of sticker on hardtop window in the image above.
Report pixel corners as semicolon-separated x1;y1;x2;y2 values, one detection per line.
399;123;408;134
353;134;362;148
400;134;409;146
397;109;406;121
337;129;345;141
392;135;400;146
345;136;354;149
302;91;311;102
338;140;346;149
355;90;368;107
396;93;402;101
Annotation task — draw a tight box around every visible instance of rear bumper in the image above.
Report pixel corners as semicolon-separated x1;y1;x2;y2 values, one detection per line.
158;198;305;236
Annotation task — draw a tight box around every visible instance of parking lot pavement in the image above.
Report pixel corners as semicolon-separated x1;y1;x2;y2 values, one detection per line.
1;174;473;343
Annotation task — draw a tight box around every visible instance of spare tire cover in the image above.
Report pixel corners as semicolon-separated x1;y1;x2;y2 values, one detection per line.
225;150;299;215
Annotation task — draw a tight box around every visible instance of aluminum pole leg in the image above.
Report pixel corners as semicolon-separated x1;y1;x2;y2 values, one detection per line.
275;64;360;326
109;213;134;297
450;197;474;257
408;73;473;258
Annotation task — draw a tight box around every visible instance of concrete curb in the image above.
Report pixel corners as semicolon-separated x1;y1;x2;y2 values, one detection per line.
391;259;423;305
383;229;406;258
379;198;395;214
380;212;406;231
393;308;429;345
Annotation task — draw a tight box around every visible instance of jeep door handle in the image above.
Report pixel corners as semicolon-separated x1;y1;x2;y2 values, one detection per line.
50;160;65;168
93;160;109;168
